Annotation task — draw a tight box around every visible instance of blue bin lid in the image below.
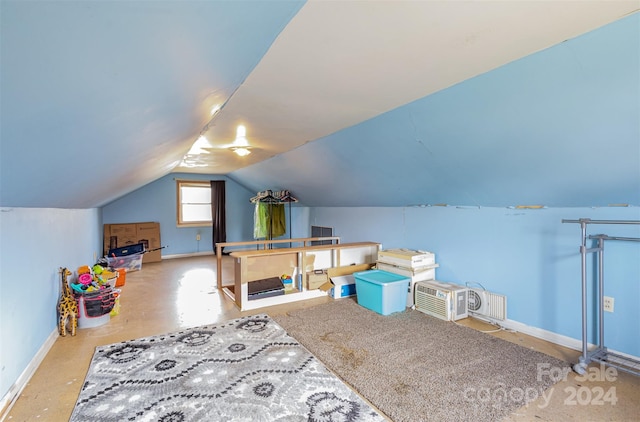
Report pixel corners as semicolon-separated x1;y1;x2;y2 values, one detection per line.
353;270;409;285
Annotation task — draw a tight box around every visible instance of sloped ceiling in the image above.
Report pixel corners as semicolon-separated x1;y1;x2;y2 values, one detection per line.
0;0;305;208
1;1;638;209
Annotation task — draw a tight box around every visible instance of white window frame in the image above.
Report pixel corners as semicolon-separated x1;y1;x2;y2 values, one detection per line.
176;179;212;227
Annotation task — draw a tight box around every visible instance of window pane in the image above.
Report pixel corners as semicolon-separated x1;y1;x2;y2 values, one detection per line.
182;204;212;222
181;186;211;204
176;180;213;226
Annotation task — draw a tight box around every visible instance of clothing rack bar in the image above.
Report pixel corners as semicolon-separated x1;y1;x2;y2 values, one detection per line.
589;234;640;242
562;218;640;225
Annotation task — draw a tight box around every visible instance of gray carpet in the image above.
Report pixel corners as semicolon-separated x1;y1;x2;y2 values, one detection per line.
272;299;569;422
70;314;386;421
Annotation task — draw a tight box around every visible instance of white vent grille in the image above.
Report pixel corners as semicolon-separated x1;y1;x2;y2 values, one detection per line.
415;283;448;321
487;292;507;320
468;288;507;321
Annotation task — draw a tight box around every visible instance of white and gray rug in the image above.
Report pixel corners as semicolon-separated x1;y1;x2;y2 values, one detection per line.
70;314;386;421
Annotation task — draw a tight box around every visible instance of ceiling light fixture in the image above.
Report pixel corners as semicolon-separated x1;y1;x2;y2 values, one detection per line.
232;147;251;157
232;125;251;156
234;125;249;147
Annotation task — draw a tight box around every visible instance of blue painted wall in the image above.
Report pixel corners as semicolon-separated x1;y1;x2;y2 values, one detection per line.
101;173;310;255
102;173;255;255
0;208;101;398
98;174;640;358
310;206;640;356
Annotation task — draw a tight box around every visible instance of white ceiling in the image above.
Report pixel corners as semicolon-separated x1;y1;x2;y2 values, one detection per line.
175;0;639;173
1;0;638;208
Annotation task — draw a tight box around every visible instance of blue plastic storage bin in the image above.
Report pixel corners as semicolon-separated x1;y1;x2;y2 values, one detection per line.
353;270;410;315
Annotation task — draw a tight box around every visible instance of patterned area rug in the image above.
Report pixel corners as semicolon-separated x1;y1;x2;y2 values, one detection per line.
70;315;386;421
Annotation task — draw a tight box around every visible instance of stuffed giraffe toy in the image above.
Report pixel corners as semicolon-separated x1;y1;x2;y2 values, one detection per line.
58;267;78;336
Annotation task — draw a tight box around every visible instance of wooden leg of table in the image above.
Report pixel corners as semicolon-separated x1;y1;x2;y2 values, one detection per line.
216;245;222;290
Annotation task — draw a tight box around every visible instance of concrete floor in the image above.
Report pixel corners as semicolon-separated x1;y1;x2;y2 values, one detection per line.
3;255;639;421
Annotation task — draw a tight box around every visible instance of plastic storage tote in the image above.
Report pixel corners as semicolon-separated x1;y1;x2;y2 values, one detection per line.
353;270;410;315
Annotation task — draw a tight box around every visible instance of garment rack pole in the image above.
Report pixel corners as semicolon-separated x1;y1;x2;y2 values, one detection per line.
580;221;589;365
288;201;292;248
562;218;640;376
597;236;605;370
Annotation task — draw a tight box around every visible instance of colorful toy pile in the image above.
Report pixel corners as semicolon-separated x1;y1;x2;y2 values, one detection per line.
70;263;123;325
70;264;118;294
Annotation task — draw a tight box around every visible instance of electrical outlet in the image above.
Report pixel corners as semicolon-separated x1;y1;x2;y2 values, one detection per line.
603;296;614;313
196;234;201;241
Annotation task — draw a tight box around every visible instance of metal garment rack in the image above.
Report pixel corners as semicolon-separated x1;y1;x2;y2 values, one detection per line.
561;218;640;376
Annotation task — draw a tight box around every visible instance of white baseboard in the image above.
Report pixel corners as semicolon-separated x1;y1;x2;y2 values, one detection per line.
500;318;584;352
499;318;640;362
0;329;58;422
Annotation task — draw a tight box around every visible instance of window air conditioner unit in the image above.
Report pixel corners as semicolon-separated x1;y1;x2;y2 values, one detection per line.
414;280;468;321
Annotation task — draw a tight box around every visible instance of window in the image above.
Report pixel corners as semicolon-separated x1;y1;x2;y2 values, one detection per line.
176;180;212;227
